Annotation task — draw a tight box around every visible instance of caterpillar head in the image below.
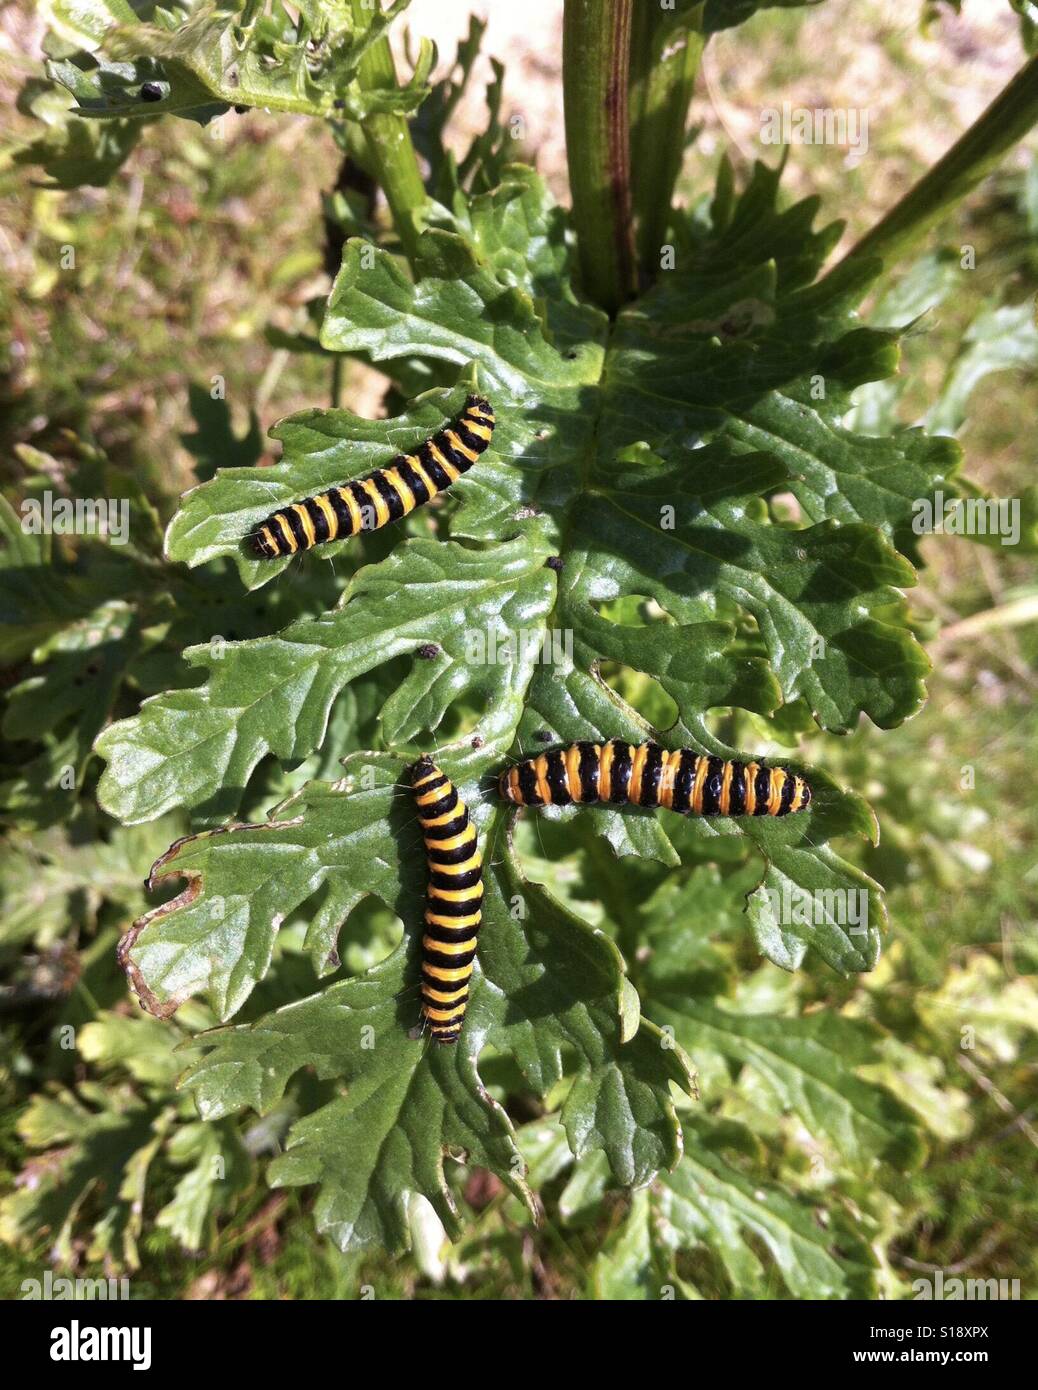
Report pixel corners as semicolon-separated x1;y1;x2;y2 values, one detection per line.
249;524;278;558
410;754;439;787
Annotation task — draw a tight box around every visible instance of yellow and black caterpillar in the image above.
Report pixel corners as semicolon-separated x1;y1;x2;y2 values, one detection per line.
250;395;495;558
411;756;484;1045
499;740;812;818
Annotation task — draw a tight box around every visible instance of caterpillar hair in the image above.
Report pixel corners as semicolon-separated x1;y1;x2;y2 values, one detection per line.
250;394;495;558
410;756;484;1045
498;740;811;818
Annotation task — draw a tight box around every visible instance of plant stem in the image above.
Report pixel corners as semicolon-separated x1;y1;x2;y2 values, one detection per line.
939;593;1038;643
629;2;706;277
832;53;1038;281
350;0;427;270
563;0;637;314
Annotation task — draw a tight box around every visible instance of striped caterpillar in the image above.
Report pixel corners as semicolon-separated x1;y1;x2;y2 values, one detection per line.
249;395;495;558
499;740;812;818
410;756;484;1045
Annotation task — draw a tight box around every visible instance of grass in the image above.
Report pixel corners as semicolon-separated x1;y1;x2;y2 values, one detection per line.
2;101;341;507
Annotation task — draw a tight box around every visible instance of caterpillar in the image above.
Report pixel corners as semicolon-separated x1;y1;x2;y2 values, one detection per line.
410;756;484;1045
249;395;495;558
499;740;812;817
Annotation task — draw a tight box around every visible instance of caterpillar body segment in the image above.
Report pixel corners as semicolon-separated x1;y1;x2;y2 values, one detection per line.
498;740;811;818
410;756;484;1045
250;394;495;558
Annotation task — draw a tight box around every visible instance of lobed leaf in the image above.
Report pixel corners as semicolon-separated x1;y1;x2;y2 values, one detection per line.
170;786;693;1248
46;0;430;124
94;160;957;1250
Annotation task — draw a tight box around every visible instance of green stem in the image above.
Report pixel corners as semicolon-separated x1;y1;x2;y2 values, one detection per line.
832;53;1038;281
563;0;637;314
351;0;427;270
629;2;706;276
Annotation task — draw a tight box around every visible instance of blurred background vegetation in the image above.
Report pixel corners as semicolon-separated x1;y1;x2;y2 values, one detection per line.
0;0;1036;1298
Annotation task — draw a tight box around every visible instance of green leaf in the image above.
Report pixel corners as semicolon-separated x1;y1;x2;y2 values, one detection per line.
0;494;83;663
655;1117;877;1297
180;383;263;485
1;434;342;830
96;161;949;1251
78;1012;185;1088
857;1038;972;1143
0;818;181;948
926;299;1038;435
97;534;555;825
155;1120;249;1251
590;1187;675;1299
701;0;828;33
638;0;827;40
845;250;961;435
411;16;509;202
101;168;935;831
0;1004;250;1266
167;790;692;1250
651;1000;924;1169
0;1085;168;1271
13;78;143;188
38;0;139;50
744;829;885;975
542;1114;879;1298
46;53;228;127
2;597;138;829
918;955;1038;1064
46;0;430;123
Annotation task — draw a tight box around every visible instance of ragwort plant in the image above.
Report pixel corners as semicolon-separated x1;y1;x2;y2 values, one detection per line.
4;0;1038;1294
